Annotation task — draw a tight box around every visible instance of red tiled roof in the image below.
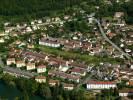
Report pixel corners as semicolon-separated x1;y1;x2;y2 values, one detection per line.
71;67;85;74
37;65;46;68
129;81;133;86
87;81;116;84
35;76;46;79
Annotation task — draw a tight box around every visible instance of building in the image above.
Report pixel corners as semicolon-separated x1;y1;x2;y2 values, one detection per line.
114;12;124;18
0;38;5;43
119;88;133;97
6;58;16;65
16;60;25;68
37;65;46;73
63;83;74;90
35;76;46;83
71;67;86;76
127;81;133;86
39;38;60;48
48;79;60;86
87;81;116;90
59;64;70;72
26;63;36;70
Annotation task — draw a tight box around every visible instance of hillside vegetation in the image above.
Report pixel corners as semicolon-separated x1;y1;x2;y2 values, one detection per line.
0;0;132;24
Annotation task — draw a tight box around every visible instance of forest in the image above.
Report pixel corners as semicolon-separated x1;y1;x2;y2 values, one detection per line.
0;0;84;22
1;74;94;100
0;0;132;24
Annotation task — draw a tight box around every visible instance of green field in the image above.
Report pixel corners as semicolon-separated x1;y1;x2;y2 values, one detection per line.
37;45;122;64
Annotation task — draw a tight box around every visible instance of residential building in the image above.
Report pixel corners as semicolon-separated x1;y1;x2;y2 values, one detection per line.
16;60;25;68
39;38;60;48
6;58;16;65
26;63;35;70
48;79;60;86
59;64;70;72
119;88;133;97
87;81;116;90
114;12;124;18
71;67;86;76
63;83;74;90
35;76;46;83
37;65;46;73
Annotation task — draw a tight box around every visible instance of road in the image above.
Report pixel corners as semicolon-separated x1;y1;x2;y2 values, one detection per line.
3;66;36;78
0;55;37;78
94;18;131;60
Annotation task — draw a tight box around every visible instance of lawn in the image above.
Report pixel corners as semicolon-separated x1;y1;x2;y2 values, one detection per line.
36;45;121;64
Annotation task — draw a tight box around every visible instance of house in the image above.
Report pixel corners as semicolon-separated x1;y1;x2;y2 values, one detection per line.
37;19;42;24
37;65;46;73
27;44;34;49
26;63;36;70
62;40;81;51
64;73;80;83
87;81;116;90
35;76;46;83
16;60;25;68
114;12;124;18
48;70;80;83
6;58;16;65
21;50;49;62
0;38;4;43
71;67;86;76
59;64;70;72
128;32;133;38
63;83;74;90
127;81;133;86
26;27;32;32
0;31;6;36
39;38;60;48
48;79;60;86
119;88;133;97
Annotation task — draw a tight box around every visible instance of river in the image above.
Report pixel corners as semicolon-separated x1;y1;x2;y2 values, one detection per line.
0;80;43;100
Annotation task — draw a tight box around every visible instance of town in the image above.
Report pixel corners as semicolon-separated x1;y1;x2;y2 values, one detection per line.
0;0;133;99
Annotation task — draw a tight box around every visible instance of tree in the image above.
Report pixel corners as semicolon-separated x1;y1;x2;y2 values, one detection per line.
57;95;64;100
22;91;30;100
39;84;52;99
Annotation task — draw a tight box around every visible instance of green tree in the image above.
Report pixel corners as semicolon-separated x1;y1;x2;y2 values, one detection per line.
39;84;52;99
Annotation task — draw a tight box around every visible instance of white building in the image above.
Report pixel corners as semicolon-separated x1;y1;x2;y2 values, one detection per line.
35;76;46;83
63;83;74;90
39;38;60;48
49;79;60;86
0;38;5;43
6;58;16;65
87;81;116;90
26;63;36;70
37;65;46;73
59;64;70;72
119;89;133;97
16;61;25;68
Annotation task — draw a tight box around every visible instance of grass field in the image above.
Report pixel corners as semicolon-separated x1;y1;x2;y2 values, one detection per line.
36;45;121;64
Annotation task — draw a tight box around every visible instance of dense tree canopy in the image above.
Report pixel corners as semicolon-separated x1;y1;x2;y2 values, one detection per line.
0;0;84;19
0;0;132;24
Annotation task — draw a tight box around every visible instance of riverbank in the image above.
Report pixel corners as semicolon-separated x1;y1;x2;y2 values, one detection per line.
0;79;43;100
